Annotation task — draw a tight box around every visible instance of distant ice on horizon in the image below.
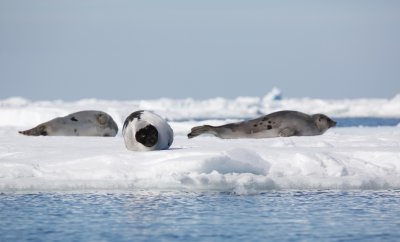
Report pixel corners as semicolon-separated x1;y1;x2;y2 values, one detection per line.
0;88;399;128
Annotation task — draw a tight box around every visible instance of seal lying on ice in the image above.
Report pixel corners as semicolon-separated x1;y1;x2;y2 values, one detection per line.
19;110;118;137
187;110;336;139
122;110;174;151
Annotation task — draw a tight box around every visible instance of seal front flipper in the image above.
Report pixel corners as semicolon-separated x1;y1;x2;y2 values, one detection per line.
187;125;216;139
279;128;296;137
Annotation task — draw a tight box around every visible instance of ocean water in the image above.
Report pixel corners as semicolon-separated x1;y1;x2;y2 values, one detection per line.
334;117;400;127
1;191;400;242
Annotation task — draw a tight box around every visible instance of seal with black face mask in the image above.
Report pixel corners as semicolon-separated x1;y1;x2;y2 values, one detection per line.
122;110;174;151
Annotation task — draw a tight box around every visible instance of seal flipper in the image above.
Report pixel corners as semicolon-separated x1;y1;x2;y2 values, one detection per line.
19;125;48;136
187;125;216;139
279;128;296;137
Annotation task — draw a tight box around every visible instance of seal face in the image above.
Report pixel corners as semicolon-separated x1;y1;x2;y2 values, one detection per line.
312;114;337;133
122;110;174;151
18;110;119;137
135;124;158;147
187;110;336;139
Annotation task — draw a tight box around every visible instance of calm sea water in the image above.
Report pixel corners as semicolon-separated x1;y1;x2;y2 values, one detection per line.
334;117;400;127
1;191;400;242
184;117;400;127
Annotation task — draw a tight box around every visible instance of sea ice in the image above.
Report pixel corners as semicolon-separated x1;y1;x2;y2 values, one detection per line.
0;92;399;193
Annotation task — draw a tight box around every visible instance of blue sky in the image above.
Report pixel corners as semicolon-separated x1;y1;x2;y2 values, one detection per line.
1;0;399;100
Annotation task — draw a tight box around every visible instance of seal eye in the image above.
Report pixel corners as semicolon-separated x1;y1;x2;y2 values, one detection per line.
135;125;158;147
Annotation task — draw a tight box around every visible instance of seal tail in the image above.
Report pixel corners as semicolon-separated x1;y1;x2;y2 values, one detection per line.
18;125;47;136
187;125;216;139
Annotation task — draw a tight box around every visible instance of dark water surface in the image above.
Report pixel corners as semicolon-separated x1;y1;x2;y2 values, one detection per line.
1;191;400;242
179;117;400;127
334;117;400;127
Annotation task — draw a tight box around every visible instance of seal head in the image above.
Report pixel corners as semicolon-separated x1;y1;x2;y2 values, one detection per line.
135;124;159;147
312;114;337;134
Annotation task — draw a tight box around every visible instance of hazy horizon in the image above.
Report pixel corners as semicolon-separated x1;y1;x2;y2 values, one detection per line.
1;0;399;101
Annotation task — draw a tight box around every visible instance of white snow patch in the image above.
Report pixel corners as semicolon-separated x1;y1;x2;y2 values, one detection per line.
0;126;399;193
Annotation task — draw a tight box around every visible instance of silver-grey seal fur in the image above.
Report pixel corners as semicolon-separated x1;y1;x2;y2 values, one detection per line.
122;110;174;151
187;110;336;139
19;110;118;137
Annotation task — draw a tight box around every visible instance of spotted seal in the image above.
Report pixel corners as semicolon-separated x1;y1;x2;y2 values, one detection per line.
19;110;118;137
187;110;336;139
